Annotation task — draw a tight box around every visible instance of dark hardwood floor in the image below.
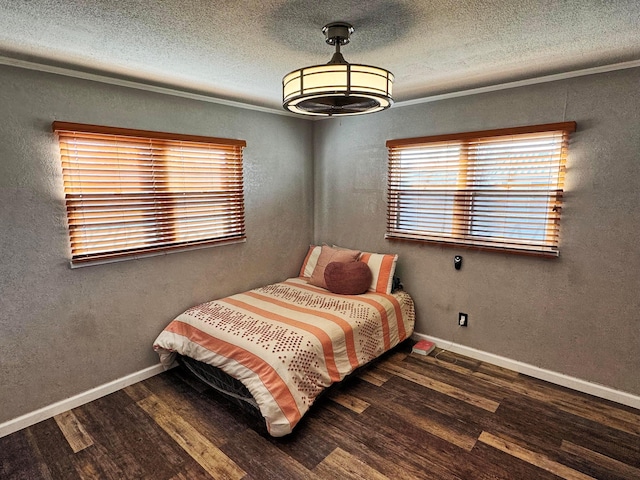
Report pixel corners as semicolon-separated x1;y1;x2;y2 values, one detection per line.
2;345;639;479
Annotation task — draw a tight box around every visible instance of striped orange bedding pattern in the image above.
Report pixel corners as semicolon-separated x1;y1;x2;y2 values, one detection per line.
153;277;415;436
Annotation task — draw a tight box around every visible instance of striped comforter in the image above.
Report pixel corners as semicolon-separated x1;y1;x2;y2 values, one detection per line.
153;277;415;436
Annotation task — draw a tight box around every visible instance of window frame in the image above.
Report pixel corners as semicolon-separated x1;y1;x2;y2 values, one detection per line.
386;122;576;257
53;122;247;267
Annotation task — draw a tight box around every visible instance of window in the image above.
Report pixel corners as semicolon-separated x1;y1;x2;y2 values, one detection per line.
386;122;576;257
53;122;246;266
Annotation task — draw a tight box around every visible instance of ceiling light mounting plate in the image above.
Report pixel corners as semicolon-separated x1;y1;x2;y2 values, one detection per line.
323;22;354;46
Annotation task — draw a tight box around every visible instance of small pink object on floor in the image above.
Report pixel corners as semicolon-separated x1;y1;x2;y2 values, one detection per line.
412;339;435;356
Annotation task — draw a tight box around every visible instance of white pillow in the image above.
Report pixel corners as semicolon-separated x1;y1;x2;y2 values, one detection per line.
359;252;398;294
299;245;321;277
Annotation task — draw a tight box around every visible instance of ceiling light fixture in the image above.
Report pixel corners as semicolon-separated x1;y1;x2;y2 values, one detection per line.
282;22;394;117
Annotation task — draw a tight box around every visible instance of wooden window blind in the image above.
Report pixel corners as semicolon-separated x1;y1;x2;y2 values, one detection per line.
53;122;246;266
386;122;576;257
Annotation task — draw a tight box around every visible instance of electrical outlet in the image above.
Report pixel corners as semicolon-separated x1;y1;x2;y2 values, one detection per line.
458;312;468;327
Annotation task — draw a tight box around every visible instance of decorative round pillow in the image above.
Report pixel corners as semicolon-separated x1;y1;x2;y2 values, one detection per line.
324;261;372;295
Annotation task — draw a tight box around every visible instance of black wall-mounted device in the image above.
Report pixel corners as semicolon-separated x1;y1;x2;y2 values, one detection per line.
454;255;462;270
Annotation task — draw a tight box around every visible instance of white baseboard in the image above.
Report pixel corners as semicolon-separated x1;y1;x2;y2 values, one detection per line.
412;333;640;410
0;363;167;439
3;338;638;440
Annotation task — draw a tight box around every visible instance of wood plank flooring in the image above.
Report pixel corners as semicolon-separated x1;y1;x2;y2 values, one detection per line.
2;345;639;479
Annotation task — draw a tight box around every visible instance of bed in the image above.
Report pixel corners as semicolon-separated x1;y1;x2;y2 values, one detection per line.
153;245;415;436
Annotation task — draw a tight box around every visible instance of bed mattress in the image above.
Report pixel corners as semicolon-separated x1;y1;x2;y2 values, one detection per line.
153;277;415;436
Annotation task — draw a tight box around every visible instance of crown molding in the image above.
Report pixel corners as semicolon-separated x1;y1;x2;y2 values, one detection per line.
0;56;297;117
1;55;639;117
394;60;640;107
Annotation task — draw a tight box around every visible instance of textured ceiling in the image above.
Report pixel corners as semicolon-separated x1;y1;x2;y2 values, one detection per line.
1;0;639;112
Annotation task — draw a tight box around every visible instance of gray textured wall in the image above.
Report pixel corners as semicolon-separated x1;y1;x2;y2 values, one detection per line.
0;65;314;423
314;68;640;396
1;64;638;427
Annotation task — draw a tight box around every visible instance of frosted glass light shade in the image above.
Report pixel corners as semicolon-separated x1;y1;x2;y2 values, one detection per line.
283;63;394;116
